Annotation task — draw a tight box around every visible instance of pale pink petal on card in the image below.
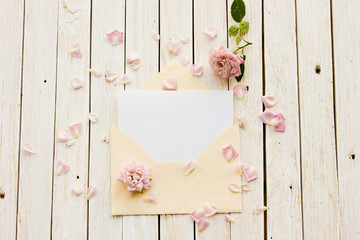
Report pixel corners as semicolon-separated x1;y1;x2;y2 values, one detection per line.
204;203;218;217
88;113;98;123
163;77;177;91
151;30;160;40
105;72;119;82
197;218;210;232
236;114;247;130
241;184;252;192
253;205;267;214
106;30;123;46
89;68;102;77
190;63;204;77
56;160;70;176
184;161;195;176
167;39;182;56
68;43;82;58
203;25;218;39
190;208;205;223
23;143;36;154
179;35;190;44
228;183;242;193
143;193;157;204
68;122;82;139
70;77;84;90
243;166;258;182
72;181;83;196
222;144;239;162
58;129;68;142
225;213;235;223
181;52;191;66
261;95;278;108
233;83;247;99
259;109;276;125
87;185;97;200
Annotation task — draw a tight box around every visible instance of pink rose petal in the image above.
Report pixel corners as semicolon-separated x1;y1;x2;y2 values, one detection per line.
68;43;82;58
236;162;247;176
23;143;36;154
66;136;76;147
106;30;123;46
259;109;275;125
71;180;83;196
163;77;177;91
203;25;217;39
56;160;70;176
58;129;68;142
204;203;218;217
89;68;102;77
126;51;142;70
151;30;160;40
184;161;195;176
198;218;210;232
70;77;84;90
253;205;267;214
222;144;239;162
261;95;278;108
274;121;286;132
190;63;204;77
233;83;247;99
167;39;182;56
228;183;242;193
88;113;98;123
87;185;97;200
241;184;252;192
181;52;191;66
236;114;247;130
190;208;205;223
105;72;119;82
143;193;157;204
118;74;131;85
243;166;258;182
179;36;190;44
225;213;235;223
68;122;82;139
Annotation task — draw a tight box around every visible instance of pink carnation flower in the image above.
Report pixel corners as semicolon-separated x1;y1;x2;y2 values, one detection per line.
117;161;151;195
208;46;244;79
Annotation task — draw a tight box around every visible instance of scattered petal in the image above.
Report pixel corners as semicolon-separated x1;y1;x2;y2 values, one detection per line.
274;121;286;132
70;77;84;90
222;144;239;162
56;160;70;176
259;110;286;132
198;218;210;232
72;180;83;196
118;74;131;85
190;208;205;223
68;122;82;139
167;39;182;56
66;136;76;147
259;109;276;125
236;114;247;130
190;63;204;77
225;213;235;223
58;129;68;142
87;185;97;200
261;95;278;108
105;72;119;82
88;113;98;123
233;83;247;99
272;113;286;126
253;205;267;214
151;30;160;40
143;193;157;204
23;143;36;154
163;77;177;91
243;166;258;182
228;183;242;193
68;43;82;58
106;30;123;46
241;184;252;192
204;203;218;217
126;51;142;70
102;132;109;143
236;162;247;176
89;68;102;77
181;52;191;66
184;161;195;176
203;25;218;39
179;36;190;44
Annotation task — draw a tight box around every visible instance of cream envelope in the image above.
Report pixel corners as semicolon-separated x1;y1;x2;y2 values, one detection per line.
111;61;242;215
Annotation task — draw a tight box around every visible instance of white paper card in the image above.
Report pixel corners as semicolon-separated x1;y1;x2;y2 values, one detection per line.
118;91;233;162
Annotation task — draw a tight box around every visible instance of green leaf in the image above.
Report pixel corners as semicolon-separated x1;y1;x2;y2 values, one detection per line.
239;21;249;34
235;55;246;82
231;0;246;23
229;25;239;37
236;36;241;45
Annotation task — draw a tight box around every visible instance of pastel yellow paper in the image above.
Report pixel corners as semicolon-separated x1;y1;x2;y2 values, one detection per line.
111;61;242;215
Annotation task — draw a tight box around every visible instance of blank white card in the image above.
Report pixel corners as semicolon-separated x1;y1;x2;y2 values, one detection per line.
118;91;233;162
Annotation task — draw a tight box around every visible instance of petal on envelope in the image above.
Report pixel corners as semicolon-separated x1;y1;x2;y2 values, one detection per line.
163;77;177;91
118;74;131;85
228;183;242;193
143;193;157;204
243;166;258;182
225;213;236;223
181;52;191;66
167;39;182;56
261;95;278;108
190;208;205;223
87;185;97;200
222;144;239;162
68;43;82;58
58;129;68;142
184;161;195;176
106;30;124;46
70;77;84;90
204;203;218;217
179;35;190;44
72;180;83;196
56;160;70;176
236;162;247;176
88;113;98;123
253;205;267;214
190;63;204;77
68;122;82;139
197;218;210;232
89;68;102;77
151;30;160;40
236;114;247;130
203;25;218;39
23;143;36;154
233;83;247;99
105;72;119;82
241;184;252;192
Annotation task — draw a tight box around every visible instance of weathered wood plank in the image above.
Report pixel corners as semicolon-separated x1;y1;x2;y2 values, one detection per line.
332;0;360;239
159;0;194;238
263;0;303;239
52;0;91;239
0;0;24;239
16;0;58;239
122;0;159;239
296;0;339;239
228;0;265;239
88;0;125;239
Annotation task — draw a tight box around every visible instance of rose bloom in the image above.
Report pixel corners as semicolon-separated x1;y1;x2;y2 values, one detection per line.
209;46;244;79
117;161;151;195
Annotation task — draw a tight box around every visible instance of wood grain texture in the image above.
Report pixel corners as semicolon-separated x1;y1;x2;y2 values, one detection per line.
332;0;360;239
52;0;91;239
228;0;265;239
296;0;340;239
122;0;159;239
159;0;194;238
88;0;125;239
0;0;24;239
263;0;303;239
16;0;58;239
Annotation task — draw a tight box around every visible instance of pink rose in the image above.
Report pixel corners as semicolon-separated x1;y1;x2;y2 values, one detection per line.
117;161;151;195
209;46;244;79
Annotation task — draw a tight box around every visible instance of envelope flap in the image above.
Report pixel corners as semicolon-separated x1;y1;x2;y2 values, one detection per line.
142;60;209;90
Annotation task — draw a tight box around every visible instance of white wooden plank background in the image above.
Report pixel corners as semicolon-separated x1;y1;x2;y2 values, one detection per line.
1;0;360;239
